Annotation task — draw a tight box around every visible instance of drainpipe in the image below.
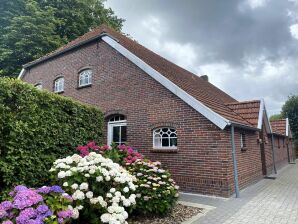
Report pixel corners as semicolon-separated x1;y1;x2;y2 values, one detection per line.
230;124;240;198
270;135;277;174
286;140;290;163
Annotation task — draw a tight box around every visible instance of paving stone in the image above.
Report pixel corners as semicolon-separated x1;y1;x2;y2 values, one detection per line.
180;161;298;224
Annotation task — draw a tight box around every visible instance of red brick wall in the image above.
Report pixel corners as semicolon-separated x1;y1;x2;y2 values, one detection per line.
226;128;264;195
274;135;289;169
21;39;290;197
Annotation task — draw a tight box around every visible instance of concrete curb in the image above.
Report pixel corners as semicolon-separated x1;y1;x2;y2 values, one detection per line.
178;201;216;224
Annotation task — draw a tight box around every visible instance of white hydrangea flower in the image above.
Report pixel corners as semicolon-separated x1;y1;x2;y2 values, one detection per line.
96;176;103;182
123;187;129;193
71;183;78;190
110;188;116;193
86;191;94;199
65;170;72;177
72;190;85;200
63;182;68;187
76;205;84;210
57;171;66;179
80;182;89;190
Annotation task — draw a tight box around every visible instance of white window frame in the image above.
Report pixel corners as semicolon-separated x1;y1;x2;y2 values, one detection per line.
240;133;246;149
54;77;64;93
153;127;177;149
107;116;127;146
79;69;92;87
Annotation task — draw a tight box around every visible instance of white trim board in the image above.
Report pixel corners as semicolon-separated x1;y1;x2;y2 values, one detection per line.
257;98;272;134
286;118;289;137
102;35;230;130
18;68;25;80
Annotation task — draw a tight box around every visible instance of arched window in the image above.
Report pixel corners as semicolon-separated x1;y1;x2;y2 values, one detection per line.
34;83;42;90
107;115;127;146
79;69;92;87
54;77;64;93
153;127;177;148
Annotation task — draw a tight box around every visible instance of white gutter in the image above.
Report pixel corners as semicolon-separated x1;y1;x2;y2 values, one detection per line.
17;68;26;80
102;35;230;130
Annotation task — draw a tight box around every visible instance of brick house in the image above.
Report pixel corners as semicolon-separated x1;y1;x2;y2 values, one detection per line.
18;25;295;197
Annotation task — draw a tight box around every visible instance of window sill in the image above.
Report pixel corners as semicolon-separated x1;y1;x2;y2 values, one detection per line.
54;91;64;94
77;84;92;89
150;148;178;153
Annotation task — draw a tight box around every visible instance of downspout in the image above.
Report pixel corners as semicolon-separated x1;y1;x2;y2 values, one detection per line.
230;124;240;198
270;135;277;174
286;139;290;163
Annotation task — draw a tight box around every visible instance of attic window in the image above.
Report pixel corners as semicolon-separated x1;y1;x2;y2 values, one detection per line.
54;77;64;93
79;69;92;87
240;133;246;150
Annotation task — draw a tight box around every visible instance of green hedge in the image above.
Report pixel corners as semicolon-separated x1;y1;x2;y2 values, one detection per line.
0;78;103;194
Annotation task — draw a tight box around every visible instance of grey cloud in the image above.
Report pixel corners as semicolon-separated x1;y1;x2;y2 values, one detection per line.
106;0;298;114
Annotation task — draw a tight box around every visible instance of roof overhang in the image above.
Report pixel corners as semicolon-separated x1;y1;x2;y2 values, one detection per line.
18;68;26;80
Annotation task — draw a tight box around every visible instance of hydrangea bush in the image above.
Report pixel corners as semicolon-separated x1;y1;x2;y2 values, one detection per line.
77;142;143;165
0;185;73;224
126;160;179;215
50;152;137;224
77;142;179;215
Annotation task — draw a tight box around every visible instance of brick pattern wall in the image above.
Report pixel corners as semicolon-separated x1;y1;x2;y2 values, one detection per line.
21;39;292;197
274;135;290;169
226;129;264;195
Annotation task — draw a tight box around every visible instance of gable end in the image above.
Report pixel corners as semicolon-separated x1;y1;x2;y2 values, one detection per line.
102;35;230;130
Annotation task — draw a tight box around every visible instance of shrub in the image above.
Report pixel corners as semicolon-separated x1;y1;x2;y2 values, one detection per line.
127;160;179;215
50;153;137;224
0;185;73;224
0;78;103;197
77;142;179;215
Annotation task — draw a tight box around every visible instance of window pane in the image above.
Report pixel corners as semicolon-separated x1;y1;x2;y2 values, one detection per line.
162;138;169;147
113;126;120;142
170;138;177;147
121;126;127;143
154;137;161;147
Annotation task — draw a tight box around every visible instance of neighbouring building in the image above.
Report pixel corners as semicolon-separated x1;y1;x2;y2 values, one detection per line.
18;25;296;197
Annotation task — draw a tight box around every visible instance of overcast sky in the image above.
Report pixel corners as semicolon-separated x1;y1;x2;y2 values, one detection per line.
105;0;298;115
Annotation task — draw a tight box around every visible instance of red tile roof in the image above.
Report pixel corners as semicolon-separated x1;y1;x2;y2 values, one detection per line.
226;100;261;128
24;25;256;127
270;119;287;136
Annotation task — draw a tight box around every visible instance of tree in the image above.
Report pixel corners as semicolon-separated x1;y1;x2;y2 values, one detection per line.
270;114;282;121
281;96;298;141
0;0;64;77
0;0;124;78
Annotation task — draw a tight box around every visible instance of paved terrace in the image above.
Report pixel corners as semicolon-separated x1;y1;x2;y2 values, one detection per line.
180;161;298;224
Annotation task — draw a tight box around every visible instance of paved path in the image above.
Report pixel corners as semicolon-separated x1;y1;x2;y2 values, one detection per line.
180;161;298;224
